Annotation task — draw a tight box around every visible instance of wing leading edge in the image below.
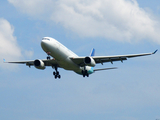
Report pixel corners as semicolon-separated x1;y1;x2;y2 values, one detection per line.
70;49;158;66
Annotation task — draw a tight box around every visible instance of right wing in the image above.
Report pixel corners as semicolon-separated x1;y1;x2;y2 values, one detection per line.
70;50;158;66
92;50;157;64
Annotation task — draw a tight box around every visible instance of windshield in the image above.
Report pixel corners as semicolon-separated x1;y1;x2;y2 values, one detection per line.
42;38;50;40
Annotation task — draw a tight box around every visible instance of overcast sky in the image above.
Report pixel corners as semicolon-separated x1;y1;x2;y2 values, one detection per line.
0;0;160;120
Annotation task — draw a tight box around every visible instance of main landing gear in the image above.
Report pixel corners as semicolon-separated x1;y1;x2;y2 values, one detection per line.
82;66;89;77
53;66;61;79
82;70;89;77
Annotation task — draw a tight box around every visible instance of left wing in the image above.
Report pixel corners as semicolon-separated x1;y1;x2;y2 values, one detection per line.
70;50;158;66
4;59;60;67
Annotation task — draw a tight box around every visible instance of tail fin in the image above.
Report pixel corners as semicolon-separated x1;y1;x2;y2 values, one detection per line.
90;48;95;56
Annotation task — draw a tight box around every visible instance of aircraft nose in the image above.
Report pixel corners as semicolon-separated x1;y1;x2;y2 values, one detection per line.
41;39;49;51
41;40;46;47
41;39;45;45
41;38;50;45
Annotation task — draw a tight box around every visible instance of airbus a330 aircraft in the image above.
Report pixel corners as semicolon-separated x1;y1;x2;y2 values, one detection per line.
5;37;158;79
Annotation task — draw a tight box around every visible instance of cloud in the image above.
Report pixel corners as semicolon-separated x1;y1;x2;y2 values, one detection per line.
8;0;54;18
8;0;160;44
24;50;34;59
0;18;21;69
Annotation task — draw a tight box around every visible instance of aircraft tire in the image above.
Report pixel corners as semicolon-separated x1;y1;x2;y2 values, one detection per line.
55;75;57;79
58;75;61;79
86;74;89;77
53;71;56;75
47;56;50;60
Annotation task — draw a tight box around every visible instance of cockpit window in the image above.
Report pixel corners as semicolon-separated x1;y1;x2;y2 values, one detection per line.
42;38;50;41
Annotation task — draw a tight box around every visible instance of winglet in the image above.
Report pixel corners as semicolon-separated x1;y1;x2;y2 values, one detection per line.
153;49;158;54
90;48;95;56
3;59;6;63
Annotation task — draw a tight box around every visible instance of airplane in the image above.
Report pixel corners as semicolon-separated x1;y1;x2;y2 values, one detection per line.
5;37;158;79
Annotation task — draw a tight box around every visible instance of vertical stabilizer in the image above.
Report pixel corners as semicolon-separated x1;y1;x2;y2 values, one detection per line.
90;48;95;56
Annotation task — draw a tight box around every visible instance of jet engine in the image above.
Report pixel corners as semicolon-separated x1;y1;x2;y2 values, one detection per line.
84;56;96;67
34;59;46;70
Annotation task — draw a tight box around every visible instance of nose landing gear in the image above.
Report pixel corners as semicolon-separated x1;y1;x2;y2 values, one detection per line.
47;56;51;60
46;52;51;60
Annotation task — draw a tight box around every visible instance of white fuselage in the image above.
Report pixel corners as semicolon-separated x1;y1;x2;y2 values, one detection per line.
41;37;93;75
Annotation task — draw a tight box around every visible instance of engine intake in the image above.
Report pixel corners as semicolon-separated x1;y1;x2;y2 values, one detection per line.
34;59;46;70
84;56;96;67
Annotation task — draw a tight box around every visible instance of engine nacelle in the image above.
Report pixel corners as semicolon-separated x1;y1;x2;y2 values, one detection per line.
84;56;96;67
34;59;46;70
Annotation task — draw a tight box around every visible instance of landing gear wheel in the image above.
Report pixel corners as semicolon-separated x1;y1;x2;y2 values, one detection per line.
47;56;50;60
53;66;61;79
82;69;89;78
55;75;57;79
86;74;89;77
54;73;61;79
53;71;56;75
58;75;61;79
83;74;85;77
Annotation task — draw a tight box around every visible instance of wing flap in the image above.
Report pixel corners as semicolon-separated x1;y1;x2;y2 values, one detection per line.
94;57;127;64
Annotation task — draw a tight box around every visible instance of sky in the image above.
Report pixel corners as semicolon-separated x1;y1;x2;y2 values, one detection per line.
0;0;160;120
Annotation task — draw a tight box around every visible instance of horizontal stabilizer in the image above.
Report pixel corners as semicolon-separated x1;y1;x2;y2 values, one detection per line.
94;67;117;72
